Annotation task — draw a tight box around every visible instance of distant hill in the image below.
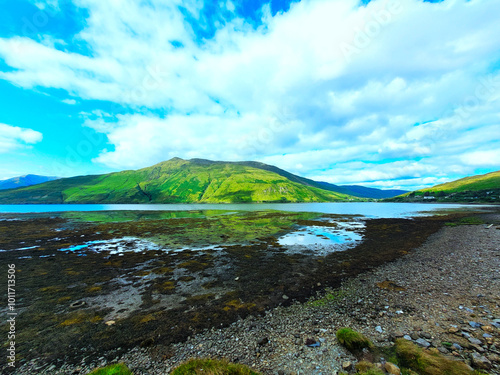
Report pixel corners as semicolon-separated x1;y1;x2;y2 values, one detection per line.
388;170;500;203
229;160;408;199
0;174;58;190
0;158;360;204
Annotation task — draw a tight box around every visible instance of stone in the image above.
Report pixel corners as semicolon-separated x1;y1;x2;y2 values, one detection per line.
257;337;269;346
487;354;500;363
482;325;494;333
403;335;412;341
468;337;482;345
420;332;432;339
452;343;463;350
415;338;431;348
448;327;459;334
469;321;482;328
105;320;115;326
384;362;401;375
342;361;352;371
471;353;491;370
375;326;383;333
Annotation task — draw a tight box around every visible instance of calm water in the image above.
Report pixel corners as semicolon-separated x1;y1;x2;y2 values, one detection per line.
0;202;491;218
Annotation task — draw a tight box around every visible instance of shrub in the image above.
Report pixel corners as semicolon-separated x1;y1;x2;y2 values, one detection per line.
336;327;373;351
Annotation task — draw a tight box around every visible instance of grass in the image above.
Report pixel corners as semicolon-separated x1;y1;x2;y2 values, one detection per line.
309;289;348;306
395;339;475;375
87;363;132;375
445;216;485;227
170;358;261;375
336;327;373;351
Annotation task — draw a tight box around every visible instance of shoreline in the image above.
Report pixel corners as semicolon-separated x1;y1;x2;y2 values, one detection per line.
9;212;500;374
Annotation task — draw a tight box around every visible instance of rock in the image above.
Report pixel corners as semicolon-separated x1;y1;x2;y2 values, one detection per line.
468;337;482;345
482;325;494;333
420;332;432;339
452;343;463;350
305;338;320;347
487;353;500;363
403;335;412;341
342;361;352;371
257;337;269;346
105;320;115;326
375;325;383;333
469;321;482;328
448;327;459;333
415;338;431;348
471;353;491;370
438;346;449;354
384;362;401;375
282;294;289;300
410;332;419;340
470;343;485;353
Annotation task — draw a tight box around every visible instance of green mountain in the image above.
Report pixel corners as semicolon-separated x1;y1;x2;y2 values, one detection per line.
0;158;360;204
388;170;500;203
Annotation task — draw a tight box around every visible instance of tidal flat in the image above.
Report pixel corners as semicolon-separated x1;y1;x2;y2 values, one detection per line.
0;209;465;370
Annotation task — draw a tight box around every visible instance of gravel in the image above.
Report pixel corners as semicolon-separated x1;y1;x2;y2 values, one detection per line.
10;222;500;375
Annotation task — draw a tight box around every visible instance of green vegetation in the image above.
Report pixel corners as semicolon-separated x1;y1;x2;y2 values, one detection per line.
389;170;500;203
445;216;485;227
0;157;358;204
309;289;348;306
87;363;133;375
335;333;484;375
170;358;261;375
395;339;475;375
336;327;373;351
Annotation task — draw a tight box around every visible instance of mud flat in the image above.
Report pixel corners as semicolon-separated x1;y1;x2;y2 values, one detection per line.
2;209;499;374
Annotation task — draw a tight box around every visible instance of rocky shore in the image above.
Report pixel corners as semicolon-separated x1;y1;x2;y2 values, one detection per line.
12;216;500;374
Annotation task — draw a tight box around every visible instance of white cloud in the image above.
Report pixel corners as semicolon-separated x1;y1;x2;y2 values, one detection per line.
62;98;77;105
0;123;43;153
1;0;500;189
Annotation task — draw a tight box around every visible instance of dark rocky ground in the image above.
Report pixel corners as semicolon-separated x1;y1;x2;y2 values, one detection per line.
2;209;499;374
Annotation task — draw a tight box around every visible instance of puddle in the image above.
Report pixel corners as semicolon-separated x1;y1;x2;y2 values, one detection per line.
278;221;364;250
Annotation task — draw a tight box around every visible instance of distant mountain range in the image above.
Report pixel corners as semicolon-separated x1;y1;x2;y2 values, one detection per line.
0;174;58;190
388;170;500;203
0;158;408;204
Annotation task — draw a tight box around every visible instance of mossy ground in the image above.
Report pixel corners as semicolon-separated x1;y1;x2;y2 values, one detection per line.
171;358;261;374
337;328;485;375
336;327;373;351
0;210;448;369
87;363;132;375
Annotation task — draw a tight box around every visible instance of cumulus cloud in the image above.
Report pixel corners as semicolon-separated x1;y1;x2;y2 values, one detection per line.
0;123;43;153
1;0;500;189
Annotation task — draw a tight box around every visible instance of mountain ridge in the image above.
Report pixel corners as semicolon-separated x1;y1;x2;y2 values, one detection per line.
388;170;500;203
0;174;58;190
0;158;356;204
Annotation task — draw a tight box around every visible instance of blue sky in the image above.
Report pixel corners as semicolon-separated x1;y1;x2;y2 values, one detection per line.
0;0;499;190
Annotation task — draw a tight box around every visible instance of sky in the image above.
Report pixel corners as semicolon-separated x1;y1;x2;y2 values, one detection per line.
0;0;499;190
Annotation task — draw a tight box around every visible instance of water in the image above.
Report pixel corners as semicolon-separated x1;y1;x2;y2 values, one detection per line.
0;202;488;218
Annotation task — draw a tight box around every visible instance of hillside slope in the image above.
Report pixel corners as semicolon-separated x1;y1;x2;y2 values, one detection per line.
389;170;500;203
0;158;357;204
